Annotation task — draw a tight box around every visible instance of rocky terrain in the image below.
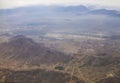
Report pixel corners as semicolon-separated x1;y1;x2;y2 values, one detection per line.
0;35;120;83
0;35;72;68
0;69;85;83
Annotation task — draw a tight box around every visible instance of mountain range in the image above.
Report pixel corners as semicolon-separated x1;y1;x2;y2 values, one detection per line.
0;5;120;17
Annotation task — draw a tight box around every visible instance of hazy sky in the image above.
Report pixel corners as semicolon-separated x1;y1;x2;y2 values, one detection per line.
0;0;120;9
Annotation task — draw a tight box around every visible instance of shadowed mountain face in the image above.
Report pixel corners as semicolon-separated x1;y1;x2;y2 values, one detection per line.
0;69;85;83
0;35;71;66
96;77;120;83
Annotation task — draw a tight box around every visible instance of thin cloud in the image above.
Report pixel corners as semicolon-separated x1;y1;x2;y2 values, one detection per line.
0;0;120;9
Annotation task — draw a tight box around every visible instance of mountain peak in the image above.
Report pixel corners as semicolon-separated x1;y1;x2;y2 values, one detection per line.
9;35;36;47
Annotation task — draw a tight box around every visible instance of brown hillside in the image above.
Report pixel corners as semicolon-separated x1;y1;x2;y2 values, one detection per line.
0;35;71;66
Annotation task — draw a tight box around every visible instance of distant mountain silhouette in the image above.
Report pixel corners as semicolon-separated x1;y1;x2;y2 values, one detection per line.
0;5;120;17
89;9;120;17
54;5;89;12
